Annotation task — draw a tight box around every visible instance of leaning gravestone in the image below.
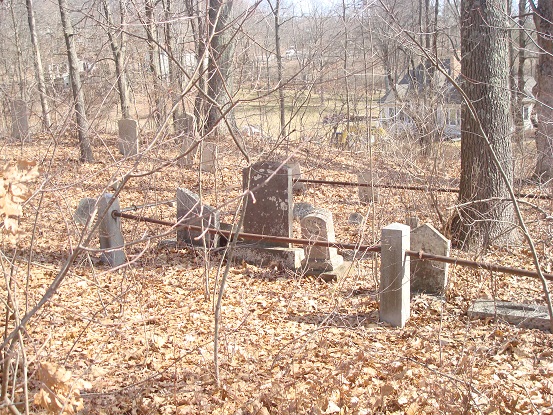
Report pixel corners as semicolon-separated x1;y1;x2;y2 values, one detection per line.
410;223;450;295
358;171;379;203
117;119;139;156
74;198;97;226
200;142;217;173
176;187;220;248
301;208;348;281
11;100;29;140
235;161;304;269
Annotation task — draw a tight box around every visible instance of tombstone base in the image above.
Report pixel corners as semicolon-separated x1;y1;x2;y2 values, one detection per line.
468;299;550;331
233;245;305;270
303;261;351;282
302;254;344;272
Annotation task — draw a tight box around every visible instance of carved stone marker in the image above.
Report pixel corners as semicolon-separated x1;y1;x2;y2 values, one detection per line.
179;137;197;167
406;212;419;229
11;100;29;140
236;161;304;268
74;198;97;226
348;212;363;225
410;223;450;294
301;208;348;280
358;171;378;203
293;202;314;221
380;223;410;328
469;300;550;331
288;162;305;193
118;119;139;156
176;188;219;248
177;113;197;167
98;194;126;267
200;142;217;173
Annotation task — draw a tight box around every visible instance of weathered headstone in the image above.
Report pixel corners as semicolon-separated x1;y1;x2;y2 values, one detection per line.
74;198;97;226
358;171;378;203
179;136;197;167
176;187;220;248
348;212;364;225
380;223;410;328
98;194;126;267
301;208;348;281
175;112;195;137
200;142;217;173
410;223;450;294
406;212;419;229
469;300;550;331
293;202;314;220
11;100;29;140
236;161;304;269
118;119;139;156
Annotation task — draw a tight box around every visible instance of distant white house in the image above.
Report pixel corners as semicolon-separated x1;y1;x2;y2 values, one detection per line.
379;59;535;139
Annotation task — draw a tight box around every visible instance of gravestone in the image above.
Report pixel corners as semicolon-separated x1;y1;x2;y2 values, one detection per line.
74;198;97;226
200;142;217;173
410;223;450;294
380;223;410;328
176;188;219;248
358;171;378;203
348;212;363;225
117;119;139;156
179;137;198;167
235;161;304;269
301;208;348;281
11;100;29;140
406;212;419;229
98;194;126;267
175;112;195;137
293;202;314;220
469;300;550;331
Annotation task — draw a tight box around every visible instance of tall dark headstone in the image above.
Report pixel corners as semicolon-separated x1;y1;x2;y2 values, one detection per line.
242;161;293;246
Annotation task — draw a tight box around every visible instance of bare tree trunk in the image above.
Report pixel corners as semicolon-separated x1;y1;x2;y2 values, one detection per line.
58;0;94;163
533;0;553;181
206;0;235;137
457;0;515;250
270;0;286;142
26;0;51;129
145;0;163;126
103;0;130;119
9;2;24;100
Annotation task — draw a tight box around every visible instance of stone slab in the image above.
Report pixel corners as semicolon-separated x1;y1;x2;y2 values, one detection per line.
118;118;139;156
176;187;219;248
232;245;305;270
74;198;97;225
288;162;305;193
468;299;551;331
179;136;197;167
358;171;378;203
303;261;352;282
200;142;217;173
410;223;450;294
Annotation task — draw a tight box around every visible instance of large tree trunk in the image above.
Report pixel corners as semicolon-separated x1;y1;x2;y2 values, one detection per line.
26;0;51;129
103;0;130;119
58;0;94;163
206;0;235;137
457;0;515;250
533;0;553;181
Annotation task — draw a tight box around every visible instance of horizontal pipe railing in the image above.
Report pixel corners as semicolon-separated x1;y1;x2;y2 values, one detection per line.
114;210;553;282
296;178;553;200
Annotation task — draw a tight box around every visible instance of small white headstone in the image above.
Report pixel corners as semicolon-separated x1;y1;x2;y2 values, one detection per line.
301;208;343;271
117;119;139;156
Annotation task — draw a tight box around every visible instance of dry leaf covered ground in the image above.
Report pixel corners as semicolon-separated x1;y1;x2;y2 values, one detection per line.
1;133;553;414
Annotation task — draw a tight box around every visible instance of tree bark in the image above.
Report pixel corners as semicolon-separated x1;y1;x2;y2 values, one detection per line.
103;0;130;119
206;0;235;137
533;0;553;181
58;0;94;163
26;0;51;129
457;0;515;249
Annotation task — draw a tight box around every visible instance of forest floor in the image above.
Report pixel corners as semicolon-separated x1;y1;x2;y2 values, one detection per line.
2;132;553;414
